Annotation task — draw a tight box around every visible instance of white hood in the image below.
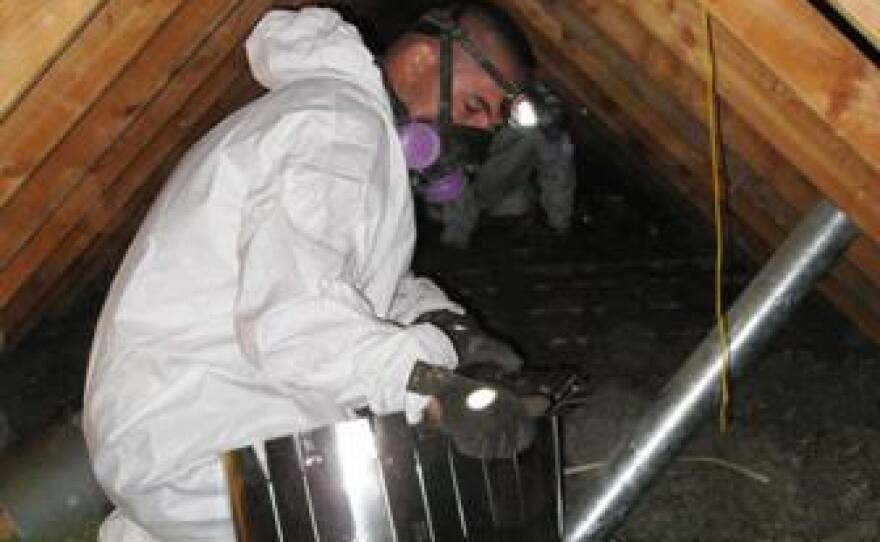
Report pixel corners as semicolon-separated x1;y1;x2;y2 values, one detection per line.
245;8;379;90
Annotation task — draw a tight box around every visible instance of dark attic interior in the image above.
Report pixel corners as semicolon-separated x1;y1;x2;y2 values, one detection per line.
1;1;878;541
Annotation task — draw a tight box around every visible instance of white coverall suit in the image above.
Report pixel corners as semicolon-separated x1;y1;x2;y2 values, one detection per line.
83;8;460;541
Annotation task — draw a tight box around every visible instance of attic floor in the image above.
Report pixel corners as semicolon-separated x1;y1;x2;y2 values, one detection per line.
412;175;880;541
0;164;878;540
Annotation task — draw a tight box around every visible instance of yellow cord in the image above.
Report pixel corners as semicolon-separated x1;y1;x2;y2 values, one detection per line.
702;9;731;433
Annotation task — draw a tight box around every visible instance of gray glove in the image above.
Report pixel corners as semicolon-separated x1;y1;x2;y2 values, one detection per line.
407;361;535;458
415;310;523;373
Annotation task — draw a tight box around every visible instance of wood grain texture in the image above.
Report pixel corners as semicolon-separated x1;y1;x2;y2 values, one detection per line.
704;0;880;172
545;45;880;346
0;0;272;344
22;74;263;340
605;0;879;242
0;0;106;119
0;0;240;270
0;0;263;309
514;1;880;342
0;0;184;205
826;0;880;49
0;49;253;346
564;0;880;298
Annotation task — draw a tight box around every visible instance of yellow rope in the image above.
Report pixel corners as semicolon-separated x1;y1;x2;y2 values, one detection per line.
702;8;731;433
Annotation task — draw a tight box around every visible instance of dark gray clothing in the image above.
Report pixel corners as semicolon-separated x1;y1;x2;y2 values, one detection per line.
437;128;576;248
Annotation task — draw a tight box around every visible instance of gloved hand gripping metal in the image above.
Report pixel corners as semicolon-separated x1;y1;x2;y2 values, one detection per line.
406;360;590;459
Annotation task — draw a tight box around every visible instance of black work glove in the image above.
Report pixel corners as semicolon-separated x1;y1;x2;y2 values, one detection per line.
408;361;535;458
415;310;523;374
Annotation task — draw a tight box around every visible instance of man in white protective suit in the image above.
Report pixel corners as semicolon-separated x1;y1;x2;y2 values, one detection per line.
436;84;577;249
84;3;536;541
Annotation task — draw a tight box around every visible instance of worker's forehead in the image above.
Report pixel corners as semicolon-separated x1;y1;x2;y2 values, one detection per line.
457;16;525;82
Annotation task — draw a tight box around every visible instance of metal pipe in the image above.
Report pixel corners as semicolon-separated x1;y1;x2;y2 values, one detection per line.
0;414;110;541
565;200;859;541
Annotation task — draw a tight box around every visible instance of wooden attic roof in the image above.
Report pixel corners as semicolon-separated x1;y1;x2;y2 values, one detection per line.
0;0;877;349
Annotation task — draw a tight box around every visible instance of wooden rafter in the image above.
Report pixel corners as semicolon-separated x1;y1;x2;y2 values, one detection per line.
0;0;185;205
704;0;879;173
562;0;880;302
504;0;880;342
0;0;239;274
0;0;274;345
602;0;879;242
0;0;106;119
0;0;877;348
825;0;880;49
0;48;255;346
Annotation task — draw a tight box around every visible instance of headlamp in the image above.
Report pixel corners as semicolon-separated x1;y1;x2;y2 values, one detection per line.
466;387;498;411
506;92;539;128
417;12;539;130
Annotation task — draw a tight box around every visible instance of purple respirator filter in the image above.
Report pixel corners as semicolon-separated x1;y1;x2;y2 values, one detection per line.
397;122;466;204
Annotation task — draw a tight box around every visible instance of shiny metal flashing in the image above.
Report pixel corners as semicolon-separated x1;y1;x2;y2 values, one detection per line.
224;413;563;541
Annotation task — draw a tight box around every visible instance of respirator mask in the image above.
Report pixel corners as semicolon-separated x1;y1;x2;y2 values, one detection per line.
384;7;538;204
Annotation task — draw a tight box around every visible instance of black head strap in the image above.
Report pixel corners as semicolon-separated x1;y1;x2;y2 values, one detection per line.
438;30;454;133
417;10;521;99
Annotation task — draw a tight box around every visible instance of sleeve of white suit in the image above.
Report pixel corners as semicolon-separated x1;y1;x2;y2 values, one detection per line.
232;95;457;422
389;271;465;325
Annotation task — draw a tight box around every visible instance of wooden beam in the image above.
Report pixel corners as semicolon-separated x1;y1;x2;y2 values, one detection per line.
563;1;880;295
0;0;239;270
556;58;880;344
604;0;879;242
825;0;880;49
0;0;106;120
516;4;880;343
0;0;184;205
704;0;880;173
0;0;267;312
0;49;252;347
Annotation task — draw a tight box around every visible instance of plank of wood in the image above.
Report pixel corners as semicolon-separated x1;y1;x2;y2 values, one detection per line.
0;0;106;120
0;0;266;311
0;0;239;270
555;51;880;343
826;0;880;49
563;0;880;289
0;0;184;205
0;49;252;346
704;0;880;173
605;0;879;242
527;13;880;343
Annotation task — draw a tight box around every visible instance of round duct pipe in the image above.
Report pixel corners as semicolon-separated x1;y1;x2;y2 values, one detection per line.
0;414;110;541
